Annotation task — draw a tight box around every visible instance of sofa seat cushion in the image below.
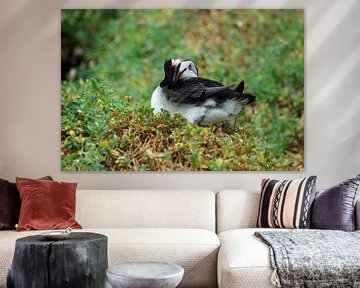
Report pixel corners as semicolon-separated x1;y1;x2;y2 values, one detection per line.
102;228;220;288
218;228;283;288
0;228;219;288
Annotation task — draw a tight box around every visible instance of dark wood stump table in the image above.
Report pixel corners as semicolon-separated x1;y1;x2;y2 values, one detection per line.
7;232;108;288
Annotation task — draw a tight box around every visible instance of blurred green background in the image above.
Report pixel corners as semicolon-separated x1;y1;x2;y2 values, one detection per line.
61;9;304;171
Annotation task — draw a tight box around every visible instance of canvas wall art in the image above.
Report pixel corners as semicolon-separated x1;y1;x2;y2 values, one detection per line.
61;9;304;171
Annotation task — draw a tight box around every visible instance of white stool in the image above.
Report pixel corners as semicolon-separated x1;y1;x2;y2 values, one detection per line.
106;262;184;288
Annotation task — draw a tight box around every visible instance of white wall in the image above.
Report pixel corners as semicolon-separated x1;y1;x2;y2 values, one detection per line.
0;0;359;191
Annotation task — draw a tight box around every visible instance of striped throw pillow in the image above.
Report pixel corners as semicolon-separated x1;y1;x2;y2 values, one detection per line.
257;176;317;229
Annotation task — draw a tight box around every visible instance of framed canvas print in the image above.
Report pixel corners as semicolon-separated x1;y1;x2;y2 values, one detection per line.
61;9;304;171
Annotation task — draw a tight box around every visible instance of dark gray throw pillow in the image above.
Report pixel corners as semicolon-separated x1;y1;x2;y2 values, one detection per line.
0;179;20;230
311;174;360;231
0;176;53;230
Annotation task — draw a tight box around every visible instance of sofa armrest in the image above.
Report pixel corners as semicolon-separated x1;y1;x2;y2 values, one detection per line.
356;200;360;230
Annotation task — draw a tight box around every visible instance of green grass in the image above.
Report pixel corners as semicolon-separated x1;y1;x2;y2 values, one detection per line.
61;9;304;171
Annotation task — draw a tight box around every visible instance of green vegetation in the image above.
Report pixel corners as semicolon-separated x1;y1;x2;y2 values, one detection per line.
61;9;304;171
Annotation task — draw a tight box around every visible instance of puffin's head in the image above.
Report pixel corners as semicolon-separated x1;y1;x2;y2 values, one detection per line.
171;58;199;79
160;58;198;87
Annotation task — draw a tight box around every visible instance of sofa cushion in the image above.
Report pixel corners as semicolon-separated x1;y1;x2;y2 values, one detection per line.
16;177;81;231
76;190;216;231
0;228;220;288
311;174;360;231
216;190;260;233
217;228;278;288
257;177;317;229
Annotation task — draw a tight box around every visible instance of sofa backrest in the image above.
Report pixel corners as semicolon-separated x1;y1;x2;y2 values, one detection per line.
216;190;260;233
217;190;360;232
76;190;216;231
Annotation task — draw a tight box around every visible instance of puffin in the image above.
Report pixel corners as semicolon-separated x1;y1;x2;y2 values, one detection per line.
151;58;256;125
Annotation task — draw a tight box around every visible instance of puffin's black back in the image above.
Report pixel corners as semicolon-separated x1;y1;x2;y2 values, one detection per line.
167;77;256;105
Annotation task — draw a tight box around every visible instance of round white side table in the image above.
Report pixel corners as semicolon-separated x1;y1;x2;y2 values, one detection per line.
106;262;184;288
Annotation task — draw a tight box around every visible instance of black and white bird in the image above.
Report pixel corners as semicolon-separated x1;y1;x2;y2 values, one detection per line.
151;58;256;125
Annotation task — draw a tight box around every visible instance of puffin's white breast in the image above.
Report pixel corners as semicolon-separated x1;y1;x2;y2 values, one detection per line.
151;86;169;113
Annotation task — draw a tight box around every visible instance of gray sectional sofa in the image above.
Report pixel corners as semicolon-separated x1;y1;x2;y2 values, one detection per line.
0;189;359;288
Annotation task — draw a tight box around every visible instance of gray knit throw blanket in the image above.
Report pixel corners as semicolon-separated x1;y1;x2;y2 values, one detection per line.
255;230;360;288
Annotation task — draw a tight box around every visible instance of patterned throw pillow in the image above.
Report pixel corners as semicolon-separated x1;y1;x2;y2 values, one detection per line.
257;176;317;229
